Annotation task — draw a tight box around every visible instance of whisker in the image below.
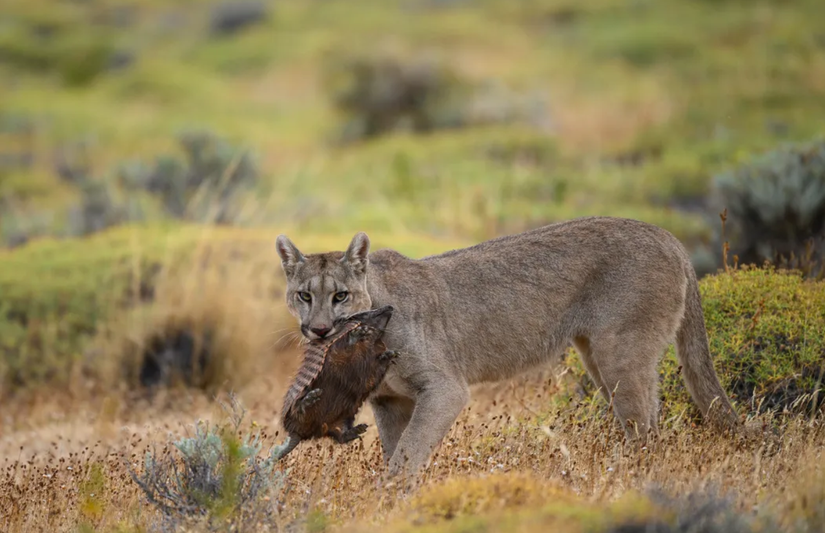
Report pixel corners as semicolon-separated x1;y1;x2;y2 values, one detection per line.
268;326;298;338
272;330;300;347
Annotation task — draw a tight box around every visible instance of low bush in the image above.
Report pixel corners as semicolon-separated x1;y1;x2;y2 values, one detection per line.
65;178;131;237
677;266;825;418
0;24;117;87
129;393;289;531
379;474;782;533
0;225;465;398
711;138;825;280
603;487;780;533
324;52;470;142
1;129;259;246
110;243;288;396
405;471;569;525
209;0;269;37
0;209;53;249
117;129;259;225
0;226;180;396
564;265;825;424
323;52;545;143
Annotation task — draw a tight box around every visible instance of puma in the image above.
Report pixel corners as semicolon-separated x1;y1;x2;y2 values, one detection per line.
274;216;742;480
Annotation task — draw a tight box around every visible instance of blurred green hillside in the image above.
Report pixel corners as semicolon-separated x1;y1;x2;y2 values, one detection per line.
1;0;825;397
2;0;824;248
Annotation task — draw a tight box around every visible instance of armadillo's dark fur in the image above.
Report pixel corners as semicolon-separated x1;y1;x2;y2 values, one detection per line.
280;321;360;423
272;306;396;463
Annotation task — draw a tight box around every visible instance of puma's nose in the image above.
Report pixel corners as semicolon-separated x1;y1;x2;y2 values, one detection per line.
310;326;331;338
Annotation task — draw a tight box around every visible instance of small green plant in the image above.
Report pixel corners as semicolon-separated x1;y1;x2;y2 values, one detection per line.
117;129;258;224
128;393;289;531
604;486;781;533
209;1;269;37
563;266;825;422
66;178;130;238
711;138;825;279
323;52;470;142
77;462;108;532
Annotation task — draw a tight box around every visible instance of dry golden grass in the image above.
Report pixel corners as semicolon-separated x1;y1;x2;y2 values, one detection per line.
2;352;823;533
2;232;824;533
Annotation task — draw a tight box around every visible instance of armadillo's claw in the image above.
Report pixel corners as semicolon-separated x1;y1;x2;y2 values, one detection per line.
348;326;367;344
378;350;400;362
296;388;323;414
340;423;369;443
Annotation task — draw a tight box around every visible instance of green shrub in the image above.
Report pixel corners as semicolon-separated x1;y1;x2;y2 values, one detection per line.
566;266;825;423
1;129;259;247
209;0;269;37
665;267;825;420
324;52;471;142
0;226;465;398
65;178;131;237
0;225;188;396
117;129;259;224
0;25;116;87
711;138;825;279
129;393;289;531
604;486;781;533
0;209;53;249
326;54;545;141
323;52;543;143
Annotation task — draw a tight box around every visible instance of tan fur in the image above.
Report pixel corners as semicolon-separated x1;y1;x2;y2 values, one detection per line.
274;216;742;480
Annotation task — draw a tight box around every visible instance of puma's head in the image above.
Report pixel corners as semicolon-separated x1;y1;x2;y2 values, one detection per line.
275;232;373;341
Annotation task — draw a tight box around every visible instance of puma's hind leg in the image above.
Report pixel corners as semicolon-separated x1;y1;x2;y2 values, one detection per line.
573;336;610;402
587;331;668;439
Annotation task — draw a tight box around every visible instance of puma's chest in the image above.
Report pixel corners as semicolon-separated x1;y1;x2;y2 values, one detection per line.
372;363;416;400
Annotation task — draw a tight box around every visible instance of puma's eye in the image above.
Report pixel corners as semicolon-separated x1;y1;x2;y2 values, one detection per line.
297;291;312;303
333;291;349;303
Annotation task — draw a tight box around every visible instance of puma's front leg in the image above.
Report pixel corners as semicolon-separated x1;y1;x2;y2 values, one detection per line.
387;379;469;481
370;395;414;462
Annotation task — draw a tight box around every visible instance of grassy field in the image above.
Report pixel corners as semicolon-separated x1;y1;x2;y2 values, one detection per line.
2;0;825;531
2;258;823;532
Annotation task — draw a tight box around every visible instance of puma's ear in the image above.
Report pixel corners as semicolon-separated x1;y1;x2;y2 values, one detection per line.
275;234;305;275
342;231;370;275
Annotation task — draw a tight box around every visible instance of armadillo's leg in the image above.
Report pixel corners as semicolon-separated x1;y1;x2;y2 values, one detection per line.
368;352;398;394
273;434;301;461
378;350;399;363
295;388;323;415
339;423;369;443
326;423;344;443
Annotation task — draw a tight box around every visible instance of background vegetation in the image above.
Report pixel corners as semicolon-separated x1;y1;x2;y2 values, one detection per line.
1;0;824;532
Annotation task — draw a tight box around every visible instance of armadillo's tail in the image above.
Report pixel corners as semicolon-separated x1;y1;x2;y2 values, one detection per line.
273;434;301;461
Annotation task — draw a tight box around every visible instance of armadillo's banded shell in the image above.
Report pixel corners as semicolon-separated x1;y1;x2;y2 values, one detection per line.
280;321;361;421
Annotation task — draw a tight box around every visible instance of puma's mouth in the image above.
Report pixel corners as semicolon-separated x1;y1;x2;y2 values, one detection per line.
301;325;336;341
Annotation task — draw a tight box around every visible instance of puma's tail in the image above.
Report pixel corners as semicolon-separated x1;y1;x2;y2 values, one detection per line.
675;265;741;431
